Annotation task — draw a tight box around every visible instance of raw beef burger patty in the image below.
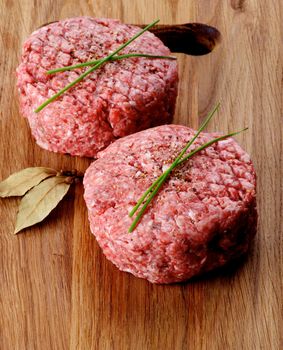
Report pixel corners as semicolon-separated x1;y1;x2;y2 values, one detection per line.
84;125;257;283
16;17;178;157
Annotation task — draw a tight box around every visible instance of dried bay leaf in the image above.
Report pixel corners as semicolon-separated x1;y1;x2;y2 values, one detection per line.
14;176;71;234
0;167;57;197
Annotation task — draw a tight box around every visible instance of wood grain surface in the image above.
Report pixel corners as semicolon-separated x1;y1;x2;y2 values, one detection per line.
0;1;282;349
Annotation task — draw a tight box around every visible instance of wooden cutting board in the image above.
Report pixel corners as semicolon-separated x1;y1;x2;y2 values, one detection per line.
0;1;282;349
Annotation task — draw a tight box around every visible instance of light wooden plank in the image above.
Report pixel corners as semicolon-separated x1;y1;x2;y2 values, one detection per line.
0;1;281;349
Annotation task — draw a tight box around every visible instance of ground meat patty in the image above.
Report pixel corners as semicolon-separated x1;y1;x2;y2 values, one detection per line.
83;125;257;283
16;17;178;157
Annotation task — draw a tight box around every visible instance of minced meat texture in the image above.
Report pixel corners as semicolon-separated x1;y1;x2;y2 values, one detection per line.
83;125;257;283
16;17;178;157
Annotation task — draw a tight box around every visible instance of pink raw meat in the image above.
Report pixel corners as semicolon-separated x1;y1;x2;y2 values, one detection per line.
83;124;257;283
16;17;178;157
